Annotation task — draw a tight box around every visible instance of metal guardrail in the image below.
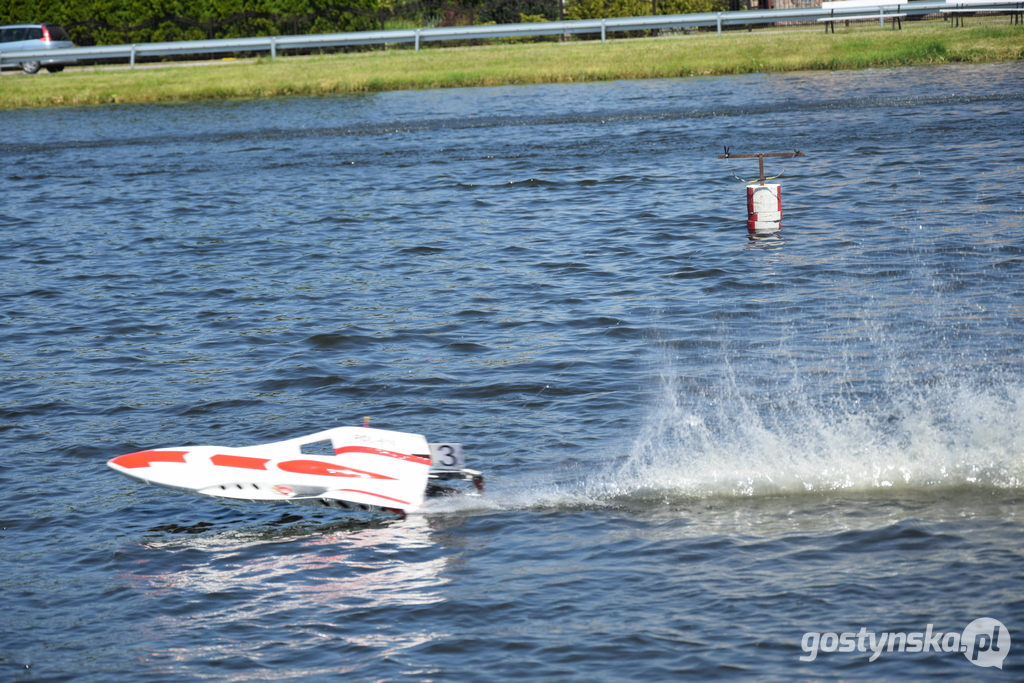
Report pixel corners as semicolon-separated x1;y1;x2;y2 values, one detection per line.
0;1;1010;68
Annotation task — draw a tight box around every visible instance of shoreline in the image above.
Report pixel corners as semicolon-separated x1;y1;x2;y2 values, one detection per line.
1;21;1021;109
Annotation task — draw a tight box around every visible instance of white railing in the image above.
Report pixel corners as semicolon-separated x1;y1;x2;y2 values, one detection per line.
0;1;1009;69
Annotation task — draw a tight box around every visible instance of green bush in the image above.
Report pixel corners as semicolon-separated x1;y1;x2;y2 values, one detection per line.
566;0;726;20
566;0;650;20
0;0;378;45
0;0;728;46
657;0;727;14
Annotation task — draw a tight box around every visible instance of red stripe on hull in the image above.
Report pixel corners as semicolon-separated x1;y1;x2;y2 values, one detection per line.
277;459;396;479
332;489;412;506
111;450;188;469
210;454;270;470
334;445;430;466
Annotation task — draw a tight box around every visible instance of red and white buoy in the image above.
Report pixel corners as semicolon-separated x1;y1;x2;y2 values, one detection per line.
718;148;804;235
747;183;782;234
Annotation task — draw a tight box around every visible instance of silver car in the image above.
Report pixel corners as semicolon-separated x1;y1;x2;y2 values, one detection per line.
0;24;75;74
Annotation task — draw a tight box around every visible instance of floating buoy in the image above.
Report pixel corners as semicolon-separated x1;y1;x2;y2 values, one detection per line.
718;148;804;235
747;183;782;234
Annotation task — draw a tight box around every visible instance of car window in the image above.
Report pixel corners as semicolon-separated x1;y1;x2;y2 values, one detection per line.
5;28;25;41
47;25;71;41
26;27;43;40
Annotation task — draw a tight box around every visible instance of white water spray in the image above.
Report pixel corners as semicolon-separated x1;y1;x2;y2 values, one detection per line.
591;349;1024;500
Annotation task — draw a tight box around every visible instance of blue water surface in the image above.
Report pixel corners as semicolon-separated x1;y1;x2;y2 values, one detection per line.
2;61;1024;681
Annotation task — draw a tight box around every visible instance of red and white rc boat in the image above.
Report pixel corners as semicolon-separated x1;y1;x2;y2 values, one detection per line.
107;424;483;514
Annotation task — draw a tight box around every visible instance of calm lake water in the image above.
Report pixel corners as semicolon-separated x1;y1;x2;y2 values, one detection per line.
2;61;1023;681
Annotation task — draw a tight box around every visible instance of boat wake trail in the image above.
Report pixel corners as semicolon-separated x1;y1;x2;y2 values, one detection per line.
595;363;1024;501
435;354;1024;516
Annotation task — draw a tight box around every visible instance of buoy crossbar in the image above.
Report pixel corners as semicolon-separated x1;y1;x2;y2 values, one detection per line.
717;149;805;185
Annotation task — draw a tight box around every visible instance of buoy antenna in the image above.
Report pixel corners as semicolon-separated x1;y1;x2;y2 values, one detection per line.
718;150;805;185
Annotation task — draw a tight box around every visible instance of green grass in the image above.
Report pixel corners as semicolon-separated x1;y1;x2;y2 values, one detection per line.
2;22;1021;109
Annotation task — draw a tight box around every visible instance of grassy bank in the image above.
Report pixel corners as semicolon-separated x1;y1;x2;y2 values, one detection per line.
2;22;1021;109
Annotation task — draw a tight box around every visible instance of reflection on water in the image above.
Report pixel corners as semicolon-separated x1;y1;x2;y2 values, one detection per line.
121;515;454;675
133;516;441;601
747;229;784;246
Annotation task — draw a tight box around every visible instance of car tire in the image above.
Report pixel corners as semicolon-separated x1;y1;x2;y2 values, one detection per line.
45;65;65;73
21;61;42;74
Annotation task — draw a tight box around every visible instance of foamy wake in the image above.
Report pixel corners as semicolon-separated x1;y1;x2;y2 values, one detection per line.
427;364;1024;513
596;372;1024;499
